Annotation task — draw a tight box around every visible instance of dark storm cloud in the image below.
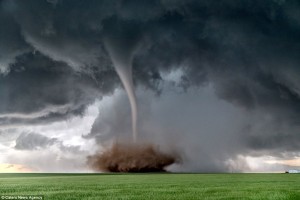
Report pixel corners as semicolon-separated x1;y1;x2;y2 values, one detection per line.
0;51;119;126
1;0;300;171
243;120;300;153
0;1;30;73
247;133;300;151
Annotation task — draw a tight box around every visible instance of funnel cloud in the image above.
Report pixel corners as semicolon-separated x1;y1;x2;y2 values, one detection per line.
104;32;140;142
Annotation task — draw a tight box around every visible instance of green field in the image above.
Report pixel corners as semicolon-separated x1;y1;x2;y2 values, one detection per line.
0;173;299;199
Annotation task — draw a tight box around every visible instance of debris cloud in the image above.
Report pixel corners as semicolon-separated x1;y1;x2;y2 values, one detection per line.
88;142;179;172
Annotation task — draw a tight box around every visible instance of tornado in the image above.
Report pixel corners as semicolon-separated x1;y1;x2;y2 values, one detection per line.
104;35;140;142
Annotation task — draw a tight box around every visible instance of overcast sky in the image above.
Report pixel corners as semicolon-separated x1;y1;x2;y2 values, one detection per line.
0;0;300;172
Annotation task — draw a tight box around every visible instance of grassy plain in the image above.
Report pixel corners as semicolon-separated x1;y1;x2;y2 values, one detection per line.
0;173;299;200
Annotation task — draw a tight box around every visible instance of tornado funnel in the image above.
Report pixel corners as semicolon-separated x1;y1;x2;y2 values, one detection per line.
104;35;140;142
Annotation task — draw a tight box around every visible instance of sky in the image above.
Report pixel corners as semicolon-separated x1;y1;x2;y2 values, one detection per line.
0;0;300;172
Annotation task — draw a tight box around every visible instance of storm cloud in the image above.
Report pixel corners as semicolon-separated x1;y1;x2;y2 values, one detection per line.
0;0;300;172
0;51;118;127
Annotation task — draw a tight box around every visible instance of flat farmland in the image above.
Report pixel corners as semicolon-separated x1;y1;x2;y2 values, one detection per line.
0;173;299;199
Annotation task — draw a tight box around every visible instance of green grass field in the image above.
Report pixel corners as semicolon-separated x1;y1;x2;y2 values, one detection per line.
0;173;299;199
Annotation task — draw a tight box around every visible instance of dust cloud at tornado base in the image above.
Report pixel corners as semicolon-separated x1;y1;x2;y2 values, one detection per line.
88;142;179;172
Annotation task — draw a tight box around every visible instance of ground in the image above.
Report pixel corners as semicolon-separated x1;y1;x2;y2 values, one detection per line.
0;173;299;199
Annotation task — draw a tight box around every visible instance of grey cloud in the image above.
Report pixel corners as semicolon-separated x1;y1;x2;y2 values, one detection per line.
15;132;57;150
15;132;81;153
